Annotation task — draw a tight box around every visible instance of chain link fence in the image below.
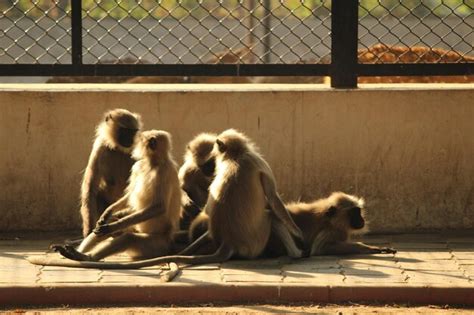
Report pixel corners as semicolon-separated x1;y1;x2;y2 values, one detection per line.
0;0;473;86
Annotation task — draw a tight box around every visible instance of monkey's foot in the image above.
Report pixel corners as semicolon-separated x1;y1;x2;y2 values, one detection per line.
381;247;397;254
51;244;93;261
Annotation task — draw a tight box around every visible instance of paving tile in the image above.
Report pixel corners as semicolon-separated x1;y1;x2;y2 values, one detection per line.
339;257;398;267
391;234;445;243
0;274;38;284
221;268;281;276
282;265;340;273
396;251;453;260
343;267;402;277
221;259;284;269
283;271;343;284
406;274;471;285
283;258;340;269
344;275;407;284
398;261;460;271
393;242;448;249
40;270;101;283
101;269;163;276
174;274;223;283
223;274;283;283
182;263;220;270
100;275;167;283
452;251;474;260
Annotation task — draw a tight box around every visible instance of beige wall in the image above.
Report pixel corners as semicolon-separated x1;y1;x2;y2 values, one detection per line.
0;84;473;233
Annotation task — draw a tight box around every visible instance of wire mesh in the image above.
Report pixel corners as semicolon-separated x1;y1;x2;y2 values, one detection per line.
0;0;472;67
358;0;473;63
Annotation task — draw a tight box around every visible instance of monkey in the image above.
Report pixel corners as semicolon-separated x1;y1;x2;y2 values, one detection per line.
79;108;142;238
178;132;217;230
28;129;304;269
49;130;182;264
265;192;396;257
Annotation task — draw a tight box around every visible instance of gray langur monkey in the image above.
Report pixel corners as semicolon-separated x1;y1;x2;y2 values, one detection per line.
28;129;303;270
265;192;397;257
80;108;142;237
178;132;217;230
32;130;182;267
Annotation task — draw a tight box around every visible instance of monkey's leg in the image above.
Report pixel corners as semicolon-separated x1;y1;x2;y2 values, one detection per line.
271;218;304;258
122;233;174;260
260;172;303;240
320;242;397;255
77;232;108;253
87;233;146;261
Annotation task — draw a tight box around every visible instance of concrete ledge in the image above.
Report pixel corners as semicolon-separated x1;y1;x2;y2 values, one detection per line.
0;84;473;232
0;83;472;92
2;284;473;307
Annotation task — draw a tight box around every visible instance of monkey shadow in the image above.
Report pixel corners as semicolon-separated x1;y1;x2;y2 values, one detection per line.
0;252;27;259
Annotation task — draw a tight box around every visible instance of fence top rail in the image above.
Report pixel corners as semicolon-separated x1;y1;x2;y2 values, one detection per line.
0;0;473;88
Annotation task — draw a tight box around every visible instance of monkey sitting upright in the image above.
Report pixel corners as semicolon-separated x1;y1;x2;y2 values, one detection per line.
178;133;217;230
265;192;396;257
28;129;303;269
50;130;182;263
80;108;142;237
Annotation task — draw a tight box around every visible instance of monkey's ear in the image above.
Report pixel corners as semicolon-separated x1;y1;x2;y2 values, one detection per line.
326;206;337;218
216;139;227;153
148;137;157;150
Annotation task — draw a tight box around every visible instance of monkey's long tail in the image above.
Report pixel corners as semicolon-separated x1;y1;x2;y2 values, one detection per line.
26;243;233;270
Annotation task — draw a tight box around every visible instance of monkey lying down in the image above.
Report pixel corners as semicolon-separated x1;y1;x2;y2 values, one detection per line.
28;130;395;276
265;192;396;257
28;129;304;269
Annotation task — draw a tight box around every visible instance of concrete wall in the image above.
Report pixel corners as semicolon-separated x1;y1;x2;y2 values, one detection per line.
0;84;473;233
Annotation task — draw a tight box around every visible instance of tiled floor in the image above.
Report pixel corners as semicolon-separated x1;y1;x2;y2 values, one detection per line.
1;233;473;306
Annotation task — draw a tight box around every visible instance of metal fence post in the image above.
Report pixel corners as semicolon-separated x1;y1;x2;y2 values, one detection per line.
331;0;358;88
71;0;83;67
263;0;272;64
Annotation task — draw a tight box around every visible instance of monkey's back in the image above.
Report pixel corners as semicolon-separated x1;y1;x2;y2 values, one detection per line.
208;156;271;258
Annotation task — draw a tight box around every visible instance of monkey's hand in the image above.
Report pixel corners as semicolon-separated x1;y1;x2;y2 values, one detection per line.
108;210;130;222
93;222;118;236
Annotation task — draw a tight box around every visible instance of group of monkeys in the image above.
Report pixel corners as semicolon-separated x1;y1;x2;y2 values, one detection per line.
29;108;396;277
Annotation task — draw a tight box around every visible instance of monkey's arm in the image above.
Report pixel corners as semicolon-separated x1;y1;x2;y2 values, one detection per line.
260;172;304;240
321;242;396;255
94;202;165;235
80;146;103;236
96;193;131;225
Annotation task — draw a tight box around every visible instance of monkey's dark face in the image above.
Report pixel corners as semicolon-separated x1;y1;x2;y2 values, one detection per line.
327;205;365;230
348;207;365;229
199;157;216;177
117;127;138;148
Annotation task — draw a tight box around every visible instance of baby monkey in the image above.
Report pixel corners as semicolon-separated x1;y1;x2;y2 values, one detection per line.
178;133;217;230
265;192;396;257
51;130;182;263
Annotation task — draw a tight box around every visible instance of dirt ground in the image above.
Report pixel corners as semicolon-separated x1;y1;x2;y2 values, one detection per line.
3;304;474;314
